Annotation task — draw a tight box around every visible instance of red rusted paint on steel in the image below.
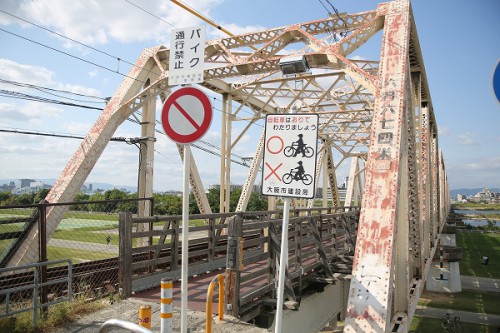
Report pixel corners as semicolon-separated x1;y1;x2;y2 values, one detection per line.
345;0;411;332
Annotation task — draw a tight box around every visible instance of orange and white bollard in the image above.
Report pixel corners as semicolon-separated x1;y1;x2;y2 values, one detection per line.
138;304;152;329
161;278;173;333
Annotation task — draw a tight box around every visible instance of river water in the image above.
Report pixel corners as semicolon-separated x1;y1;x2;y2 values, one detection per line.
454;209;500;226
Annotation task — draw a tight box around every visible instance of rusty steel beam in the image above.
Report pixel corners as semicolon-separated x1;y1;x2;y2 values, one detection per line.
344;1;414;331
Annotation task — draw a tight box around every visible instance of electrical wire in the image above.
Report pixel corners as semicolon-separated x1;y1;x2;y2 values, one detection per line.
0;89;105;110
323;0;349;36
122;0;176;28
0;9;163;80
0;27;147;84
317;0;349;41
0;79;107;103
0;127;127;142
0;6;262;168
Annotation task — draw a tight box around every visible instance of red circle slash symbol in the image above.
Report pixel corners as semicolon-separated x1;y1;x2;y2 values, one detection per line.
161;87;213;144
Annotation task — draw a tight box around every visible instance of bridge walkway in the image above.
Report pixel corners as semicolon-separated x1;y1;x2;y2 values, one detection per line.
120;207;360;324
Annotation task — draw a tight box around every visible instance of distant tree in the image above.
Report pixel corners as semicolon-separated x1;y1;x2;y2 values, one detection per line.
206;187;220;212
16;193;35;205
0;191;15;206
229;188;242;212
33;189;50;204
247;192;268;212
74;193;91;202
153;193;182;215
117;193;139;214
71;193;91;211
88;192;106;212
103;189;129;212
189;193;200;214
104;189;128;201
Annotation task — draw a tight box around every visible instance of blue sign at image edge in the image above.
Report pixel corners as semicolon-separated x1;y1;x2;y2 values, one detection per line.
494;60;500;103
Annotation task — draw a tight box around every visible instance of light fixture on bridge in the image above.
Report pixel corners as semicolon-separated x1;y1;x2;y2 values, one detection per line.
279;55;309;75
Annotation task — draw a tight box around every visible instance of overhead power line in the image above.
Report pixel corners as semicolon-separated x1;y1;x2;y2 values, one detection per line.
122;0;176;28
0;8;163;80
0;127;127;142
170;0;258;51
0;78;107;103
0;6;261;167
0;89;105;110
0;27;146;83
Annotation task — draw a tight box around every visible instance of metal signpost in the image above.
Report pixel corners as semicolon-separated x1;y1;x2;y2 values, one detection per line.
261;113;318;333
165;25;208;333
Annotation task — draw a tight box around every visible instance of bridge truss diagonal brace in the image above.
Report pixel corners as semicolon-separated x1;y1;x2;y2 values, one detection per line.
344;1;414;332
8;47;164;267
176;144;212;216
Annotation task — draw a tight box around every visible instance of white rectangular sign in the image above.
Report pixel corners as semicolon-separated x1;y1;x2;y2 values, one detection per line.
261;114;319;199
169;26;205;86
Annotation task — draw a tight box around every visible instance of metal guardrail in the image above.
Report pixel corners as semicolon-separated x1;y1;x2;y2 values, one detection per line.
206;274;224;333
0;259;72;328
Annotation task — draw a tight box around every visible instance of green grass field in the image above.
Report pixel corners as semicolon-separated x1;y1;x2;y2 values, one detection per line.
419;290;500;315
410;316;494;333
47;246;114;263
457;232;500;278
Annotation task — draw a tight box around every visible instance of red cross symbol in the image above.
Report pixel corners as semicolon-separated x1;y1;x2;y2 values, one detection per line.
265;162;282;181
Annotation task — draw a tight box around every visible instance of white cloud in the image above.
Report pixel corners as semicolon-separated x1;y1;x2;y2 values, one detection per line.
0;59;102;97
14;0;224;46
208;22;267;39
0;101;63;123
0;59;54;85
438;125;450;137
456;131;477;145
88;69;98;78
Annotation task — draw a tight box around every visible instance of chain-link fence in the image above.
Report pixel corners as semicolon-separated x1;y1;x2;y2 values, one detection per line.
0;198;152;321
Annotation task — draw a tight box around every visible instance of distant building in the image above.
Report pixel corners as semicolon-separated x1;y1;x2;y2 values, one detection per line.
208;184;244;192
12;179;51;195
0;181;16;193
80;183;94;194
468;188;499;204
17;179;35;189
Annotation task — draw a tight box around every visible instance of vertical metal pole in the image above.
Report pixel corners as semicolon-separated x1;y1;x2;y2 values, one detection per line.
161;279;173;333
181;144;191;333
275;197;290;333
439;245;444;280
119;212;132;297
33;269;38;330
38;204;48;319
220;93;228;213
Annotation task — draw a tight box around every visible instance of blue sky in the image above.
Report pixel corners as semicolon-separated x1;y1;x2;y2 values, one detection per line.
0;0;499;192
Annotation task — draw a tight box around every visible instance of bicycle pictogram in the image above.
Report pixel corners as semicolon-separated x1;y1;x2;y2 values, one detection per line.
284;143;314;158
282;168;313;186
441;313;462;333
284;134;314;158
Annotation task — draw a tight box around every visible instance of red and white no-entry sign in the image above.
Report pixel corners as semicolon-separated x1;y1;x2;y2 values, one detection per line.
161;86;213;144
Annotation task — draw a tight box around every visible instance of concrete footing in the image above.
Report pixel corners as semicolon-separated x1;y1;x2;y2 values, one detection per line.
425;234;462;293
269;281;348;333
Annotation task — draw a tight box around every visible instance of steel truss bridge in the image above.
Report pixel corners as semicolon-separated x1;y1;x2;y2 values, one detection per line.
7;0;450;332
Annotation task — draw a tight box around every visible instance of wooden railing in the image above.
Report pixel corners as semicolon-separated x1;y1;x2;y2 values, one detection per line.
118;207;360;320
